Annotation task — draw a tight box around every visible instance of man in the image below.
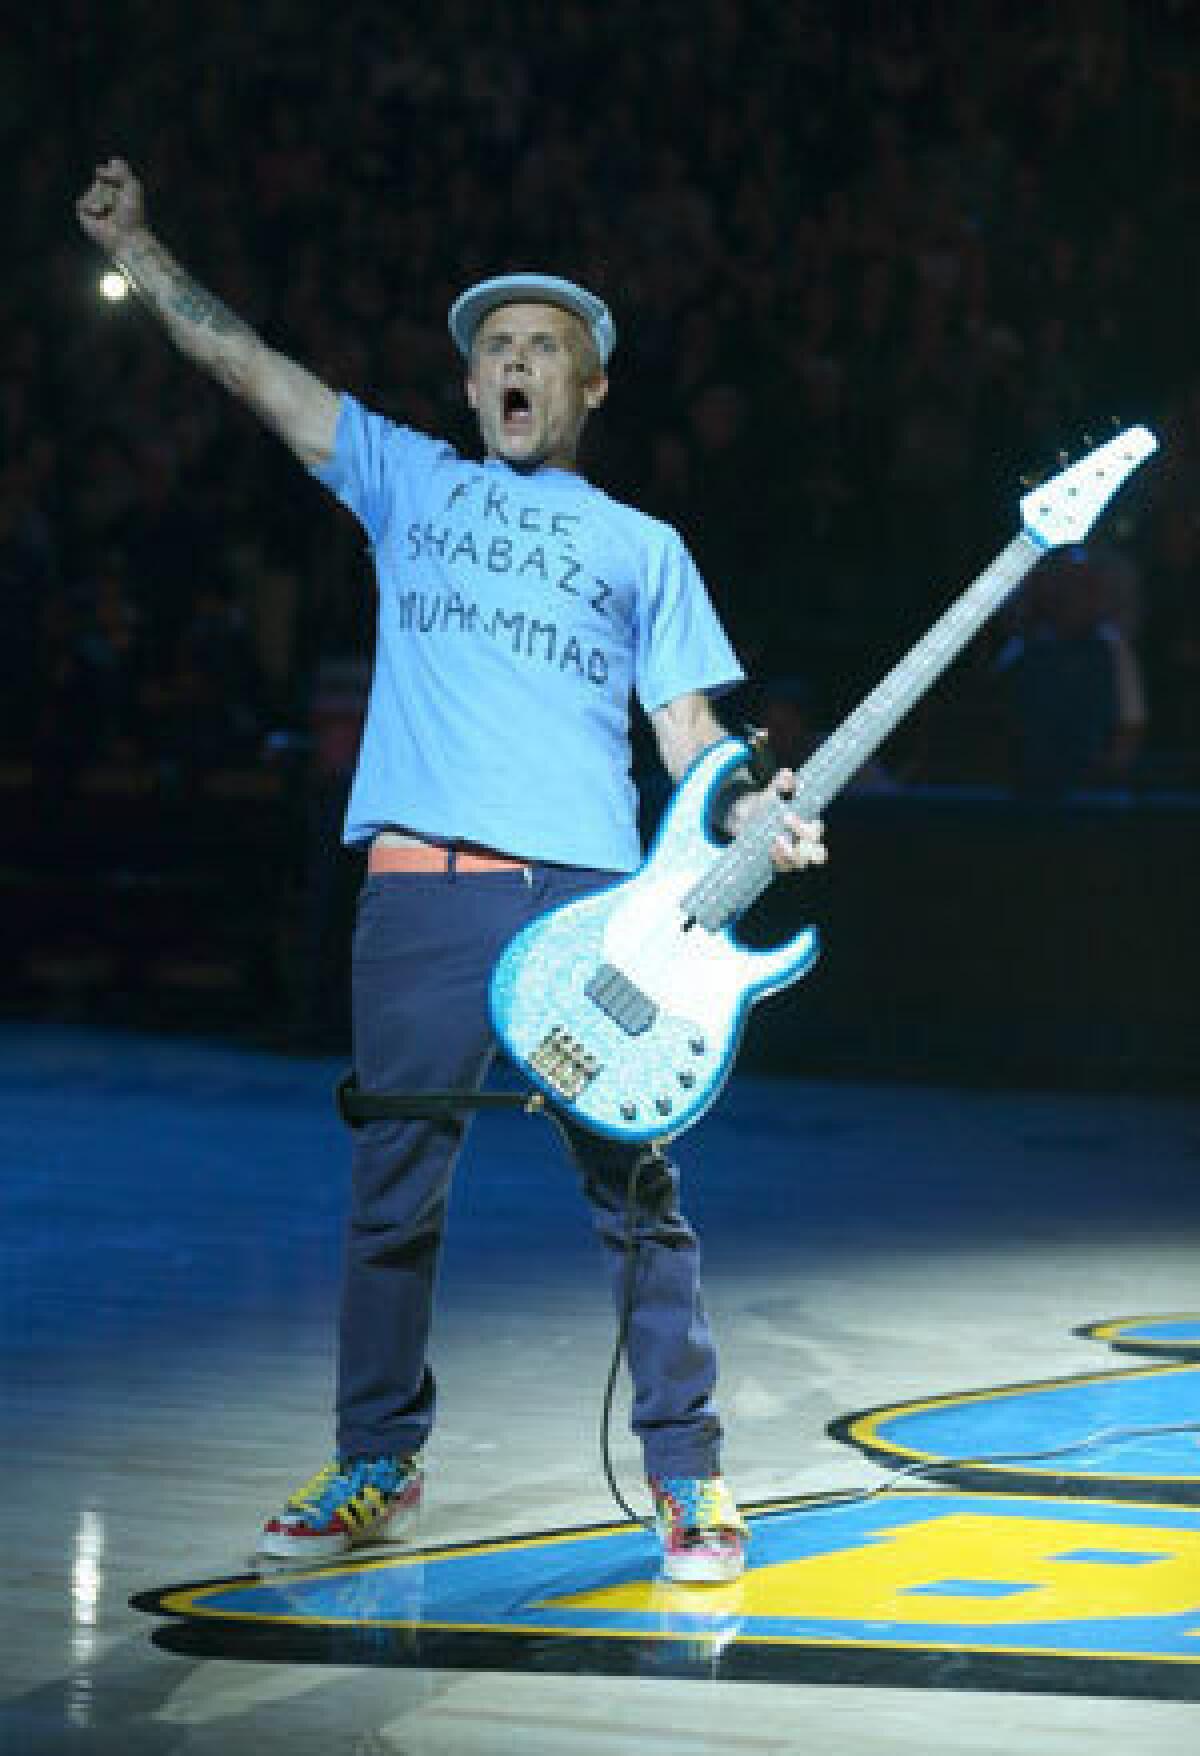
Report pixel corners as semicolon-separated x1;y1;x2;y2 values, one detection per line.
77;157;827;1583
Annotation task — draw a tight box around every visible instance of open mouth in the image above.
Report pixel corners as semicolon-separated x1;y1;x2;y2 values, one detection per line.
502;387;533;431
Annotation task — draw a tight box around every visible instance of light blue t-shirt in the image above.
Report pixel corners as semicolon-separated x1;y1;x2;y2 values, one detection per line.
310;395;744;871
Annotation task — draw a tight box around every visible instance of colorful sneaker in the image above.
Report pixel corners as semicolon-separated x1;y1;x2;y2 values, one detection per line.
649;1474;749;1583
258;1455;422;1562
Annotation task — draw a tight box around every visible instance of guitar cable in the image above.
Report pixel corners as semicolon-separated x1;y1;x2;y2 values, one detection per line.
599;1149;660;1533
600;1217;1200;1529
783;1417;1200;1513
335;1081;1200;1530
598;722;778;1533
597;1153;1200;1533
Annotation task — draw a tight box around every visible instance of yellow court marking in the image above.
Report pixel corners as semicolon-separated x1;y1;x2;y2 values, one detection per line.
543;1512;1200;1628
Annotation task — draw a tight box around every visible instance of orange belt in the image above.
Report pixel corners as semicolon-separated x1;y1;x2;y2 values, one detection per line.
368;839;529;876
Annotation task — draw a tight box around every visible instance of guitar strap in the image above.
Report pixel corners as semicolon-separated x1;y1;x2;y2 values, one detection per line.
335;1071;546;1128
743;723;778;787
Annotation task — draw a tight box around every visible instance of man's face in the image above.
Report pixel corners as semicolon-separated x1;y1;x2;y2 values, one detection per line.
466;302;607;473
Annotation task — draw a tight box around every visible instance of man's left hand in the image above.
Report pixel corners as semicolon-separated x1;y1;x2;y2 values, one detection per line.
727;768;827;874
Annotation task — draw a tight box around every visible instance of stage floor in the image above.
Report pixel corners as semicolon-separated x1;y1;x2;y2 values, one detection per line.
3;1023;1200;1754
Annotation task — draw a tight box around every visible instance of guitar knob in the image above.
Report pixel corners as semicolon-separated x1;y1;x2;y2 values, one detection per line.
620;1102;637;1121
655;1096;673;1116
678;1071;696;1089
689;1036;706;1056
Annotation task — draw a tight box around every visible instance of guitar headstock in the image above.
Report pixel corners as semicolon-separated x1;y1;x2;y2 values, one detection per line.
1020;426;1158;550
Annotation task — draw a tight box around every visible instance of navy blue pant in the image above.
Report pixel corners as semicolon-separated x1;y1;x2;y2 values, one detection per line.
338;860;723;1478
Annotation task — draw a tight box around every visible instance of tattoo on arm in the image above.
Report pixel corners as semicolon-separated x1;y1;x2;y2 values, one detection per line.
119;234;253;344
164;276;246;336
112;229;336;453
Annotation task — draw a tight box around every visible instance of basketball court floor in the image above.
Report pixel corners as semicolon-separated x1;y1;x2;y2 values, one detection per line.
4;1021;1199;1753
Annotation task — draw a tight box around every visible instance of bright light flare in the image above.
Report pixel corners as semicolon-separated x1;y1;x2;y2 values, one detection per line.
99;270;130;302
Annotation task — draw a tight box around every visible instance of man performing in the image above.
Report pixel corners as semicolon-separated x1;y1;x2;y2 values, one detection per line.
77;156;827;1584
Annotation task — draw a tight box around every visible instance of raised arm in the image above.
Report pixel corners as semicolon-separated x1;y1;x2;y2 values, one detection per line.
76;157;339;469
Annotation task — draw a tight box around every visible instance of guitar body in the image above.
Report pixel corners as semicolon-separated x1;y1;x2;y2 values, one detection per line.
489;740;820;1144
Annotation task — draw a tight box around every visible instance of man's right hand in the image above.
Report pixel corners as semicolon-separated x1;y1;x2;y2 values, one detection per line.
76;157;146;256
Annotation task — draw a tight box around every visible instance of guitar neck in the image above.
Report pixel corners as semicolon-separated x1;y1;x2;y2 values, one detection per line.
684;532;1044;929
790;531;1042;813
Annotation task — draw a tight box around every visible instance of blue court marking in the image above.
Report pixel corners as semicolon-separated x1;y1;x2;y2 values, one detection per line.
1052;1549;1168;1566
844;1363;1200;1486
1119;1322;1200;1345
156;1492;1200;1664
902;1579;1038;1599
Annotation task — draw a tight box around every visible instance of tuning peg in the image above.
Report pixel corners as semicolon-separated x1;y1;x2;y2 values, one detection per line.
1082;432;1095;450
1058;449;1070;467
1020;472;1041;489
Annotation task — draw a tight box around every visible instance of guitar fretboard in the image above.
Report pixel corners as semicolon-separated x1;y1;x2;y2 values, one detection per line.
683;532;1044;929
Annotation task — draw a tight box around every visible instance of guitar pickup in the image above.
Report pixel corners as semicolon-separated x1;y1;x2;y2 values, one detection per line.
530;1027;601;1102
584;963;657;1037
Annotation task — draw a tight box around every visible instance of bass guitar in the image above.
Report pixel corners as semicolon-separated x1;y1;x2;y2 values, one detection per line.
489;426;1158;1144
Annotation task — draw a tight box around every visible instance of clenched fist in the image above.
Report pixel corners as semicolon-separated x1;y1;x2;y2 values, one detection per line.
76;157;146;254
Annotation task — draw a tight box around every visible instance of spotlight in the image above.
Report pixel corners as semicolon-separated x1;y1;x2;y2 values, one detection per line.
99;270;130;303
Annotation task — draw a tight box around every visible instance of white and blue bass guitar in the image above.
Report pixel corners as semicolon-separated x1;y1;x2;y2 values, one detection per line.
490;427;1158;1144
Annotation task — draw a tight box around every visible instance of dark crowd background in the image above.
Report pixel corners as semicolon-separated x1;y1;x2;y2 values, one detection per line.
2;0;1198;1067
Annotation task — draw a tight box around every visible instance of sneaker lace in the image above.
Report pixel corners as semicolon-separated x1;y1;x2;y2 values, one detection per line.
285;1460;348;1514
653;1475;746;1537
286;1455;414;1517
